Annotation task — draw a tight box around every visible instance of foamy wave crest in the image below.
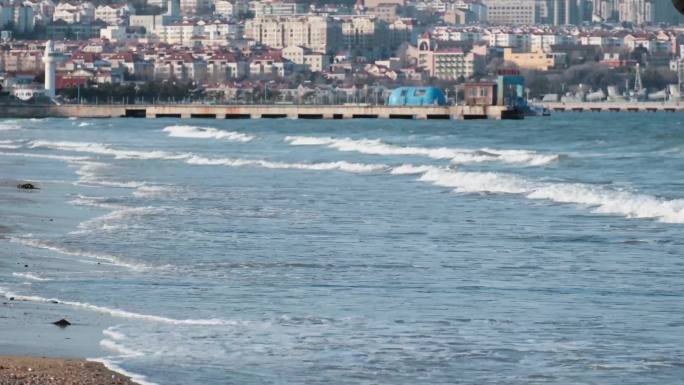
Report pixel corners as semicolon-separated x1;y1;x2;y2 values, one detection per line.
100;339;143;358
0;152;91;162
186;155;387;173
285;136;559;166
163;125;255;142
29;140;191;161
103;326;127;341
133;185;184;199
78;122;93;127
73;161;147;188
10;237;152;270
69;194;129;210
88;358;159;385
0;120;22;131
0;287;237;326
0;140;21;149
76;206;162;233
12;272;51;281
391;165;684;223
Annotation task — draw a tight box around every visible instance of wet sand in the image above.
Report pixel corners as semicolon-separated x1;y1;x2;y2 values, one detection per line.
0;356;138;384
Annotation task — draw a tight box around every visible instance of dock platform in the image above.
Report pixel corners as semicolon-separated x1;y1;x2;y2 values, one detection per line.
0;104;521;120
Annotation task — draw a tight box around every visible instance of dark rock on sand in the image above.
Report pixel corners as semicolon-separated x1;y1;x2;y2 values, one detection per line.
52;319;71;328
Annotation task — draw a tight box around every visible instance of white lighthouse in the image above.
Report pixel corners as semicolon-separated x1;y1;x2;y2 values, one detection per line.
42;40;58;98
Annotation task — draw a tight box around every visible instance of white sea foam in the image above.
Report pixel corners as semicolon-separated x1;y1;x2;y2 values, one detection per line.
0;152;91;162
69;194;128;210
88;358;159;385
0;120;22;131
390;164;684;223
76;206;162;233
12;272;51;281
9;237;151;271
29;140;192;161
78;122;93;127
163;125;255;142
186;155;387;173
133;185;183;199
100;339;144;358
285;136;560;166
72;161;147;188
0;287;237;326
103;326;127;341
0;140;21;149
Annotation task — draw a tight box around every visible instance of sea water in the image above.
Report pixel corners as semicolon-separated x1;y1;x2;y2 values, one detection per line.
1;114;684;384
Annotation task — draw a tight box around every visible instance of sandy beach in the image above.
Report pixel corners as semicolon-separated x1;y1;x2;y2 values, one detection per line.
0;356;138;384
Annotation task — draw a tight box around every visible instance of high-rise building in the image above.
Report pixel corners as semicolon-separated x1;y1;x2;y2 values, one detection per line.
481;0;537;25
549;0;588;25
244;15;340;53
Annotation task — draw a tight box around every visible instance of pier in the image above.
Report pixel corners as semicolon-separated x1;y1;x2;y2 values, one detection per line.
542;102;684;113
0;103;520;120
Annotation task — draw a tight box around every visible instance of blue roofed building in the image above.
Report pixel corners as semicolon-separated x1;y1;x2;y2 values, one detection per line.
387;87;447;106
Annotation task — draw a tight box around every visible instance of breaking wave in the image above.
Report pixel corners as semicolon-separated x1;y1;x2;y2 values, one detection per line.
0;152;91;162
88;358;159;385
0;120;22;131
391;165;684;223
9;237;152;271
0;287;238;326
75;206;162;234
12;272;51;282
133;185;184;199
29;140;191;161
285;136;559;166
0;140;21;149
100;339;144;358
163;125;255;142
186;155;387;173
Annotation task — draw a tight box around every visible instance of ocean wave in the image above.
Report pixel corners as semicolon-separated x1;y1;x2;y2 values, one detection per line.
9;237;152;271
76;206;163;233
69;194;129;210
29;140;191;161
163;125;255;142
0;140;21;150
103;326;127;341
0;120;22;131
100;339;144;358
186;155;387;173
0;287;237;326
77;122;93;127
12;272;51;282
133;185;185;199
0;152;91;162
73;161;147;188
88;358;159;385
285;136;559;166
390;164;684;223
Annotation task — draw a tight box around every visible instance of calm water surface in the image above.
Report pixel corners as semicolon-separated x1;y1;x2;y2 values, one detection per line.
1;114;684;384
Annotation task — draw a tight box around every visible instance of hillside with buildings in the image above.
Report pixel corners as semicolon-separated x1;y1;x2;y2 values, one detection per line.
1;0;683;103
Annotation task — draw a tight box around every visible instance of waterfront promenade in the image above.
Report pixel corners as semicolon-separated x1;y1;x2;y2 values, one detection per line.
0;103;518;120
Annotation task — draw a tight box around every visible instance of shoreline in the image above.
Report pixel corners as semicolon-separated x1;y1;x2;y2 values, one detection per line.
0;355;139;385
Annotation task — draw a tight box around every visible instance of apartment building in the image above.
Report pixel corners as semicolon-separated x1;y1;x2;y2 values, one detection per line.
245;15;340;53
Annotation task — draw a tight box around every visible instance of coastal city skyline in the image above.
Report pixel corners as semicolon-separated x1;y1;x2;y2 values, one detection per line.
4;1;684;385
1;0;684;104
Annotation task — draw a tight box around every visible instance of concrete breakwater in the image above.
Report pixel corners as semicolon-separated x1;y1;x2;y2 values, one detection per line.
0;104;519;120
543;101;684;112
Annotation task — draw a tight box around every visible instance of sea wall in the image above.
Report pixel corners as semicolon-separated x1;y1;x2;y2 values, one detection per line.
0;104;516;120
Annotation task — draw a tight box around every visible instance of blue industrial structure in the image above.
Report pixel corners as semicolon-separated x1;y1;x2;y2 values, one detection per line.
387;87;447;106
